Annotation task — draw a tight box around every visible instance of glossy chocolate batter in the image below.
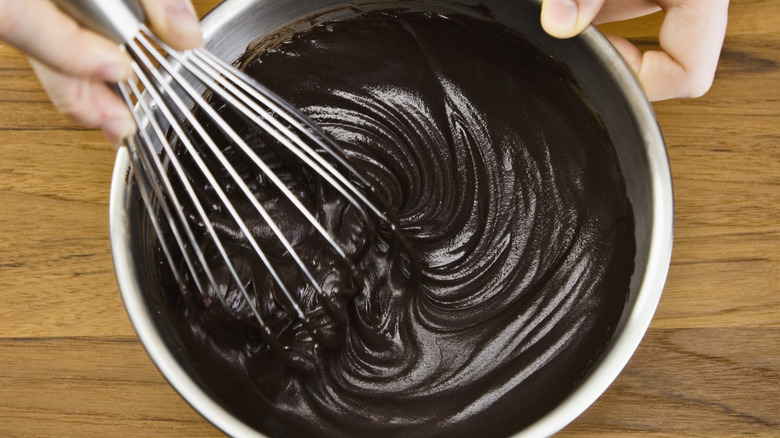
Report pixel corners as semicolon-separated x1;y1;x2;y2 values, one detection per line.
156;9;635;438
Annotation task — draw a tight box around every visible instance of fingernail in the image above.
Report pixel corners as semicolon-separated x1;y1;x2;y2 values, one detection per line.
103;116;137;144
166;1;203;45
542;0;579;38
97;60;131;82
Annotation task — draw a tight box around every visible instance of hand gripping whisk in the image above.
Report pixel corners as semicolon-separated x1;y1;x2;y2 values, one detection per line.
54;0;414;368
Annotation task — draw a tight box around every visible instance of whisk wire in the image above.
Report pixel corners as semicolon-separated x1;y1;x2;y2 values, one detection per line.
147;29;374;269
120;25;378;358
193;47;385;221
125;66;225;295
119;79;214;297
53;0;418;371
123;37;292;354
122;134;191;287
130;29;330;319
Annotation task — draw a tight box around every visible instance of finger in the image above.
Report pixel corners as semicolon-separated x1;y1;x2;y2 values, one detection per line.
605;34;644;75
139;0;203;50
631;0;729;100
30;59;136;143
540;0;606;39
593;0;661;24
0;0;131;82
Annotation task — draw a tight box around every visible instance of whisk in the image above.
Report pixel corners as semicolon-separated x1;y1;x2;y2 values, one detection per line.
54;0;412;366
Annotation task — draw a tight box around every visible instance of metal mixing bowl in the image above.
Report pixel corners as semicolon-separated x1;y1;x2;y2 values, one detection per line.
109;0;673;436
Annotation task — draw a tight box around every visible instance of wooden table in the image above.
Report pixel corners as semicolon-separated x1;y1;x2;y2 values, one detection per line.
1;0;777;436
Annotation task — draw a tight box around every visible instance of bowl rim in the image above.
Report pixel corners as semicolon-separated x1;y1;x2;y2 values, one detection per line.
109;1;673;436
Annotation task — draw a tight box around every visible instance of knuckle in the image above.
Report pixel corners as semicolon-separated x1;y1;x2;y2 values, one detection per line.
51;81;95;125
684;69;716;98
0;0;21;41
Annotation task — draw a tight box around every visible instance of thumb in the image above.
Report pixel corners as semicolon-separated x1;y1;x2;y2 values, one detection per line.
140;0;203;50
540;0;607;39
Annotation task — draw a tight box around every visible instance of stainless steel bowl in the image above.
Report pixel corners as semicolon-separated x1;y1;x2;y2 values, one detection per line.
109;0;673;436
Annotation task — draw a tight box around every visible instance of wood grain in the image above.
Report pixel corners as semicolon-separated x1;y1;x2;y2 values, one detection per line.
0;0;777;436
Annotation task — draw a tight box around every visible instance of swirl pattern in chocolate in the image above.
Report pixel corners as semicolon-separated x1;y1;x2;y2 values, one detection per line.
157;9;635;438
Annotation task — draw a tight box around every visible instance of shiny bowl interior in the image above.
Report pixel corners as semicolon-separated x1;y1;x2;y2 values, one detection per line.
109;0;673;436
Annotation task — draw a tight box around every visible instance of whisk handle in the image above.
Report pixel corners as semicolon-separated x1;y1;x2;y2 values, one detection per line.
50;0;145;44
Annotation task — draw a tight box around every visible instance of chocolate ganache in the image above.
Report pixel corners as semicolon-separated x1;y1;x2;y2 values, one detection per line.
155;9;635;438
